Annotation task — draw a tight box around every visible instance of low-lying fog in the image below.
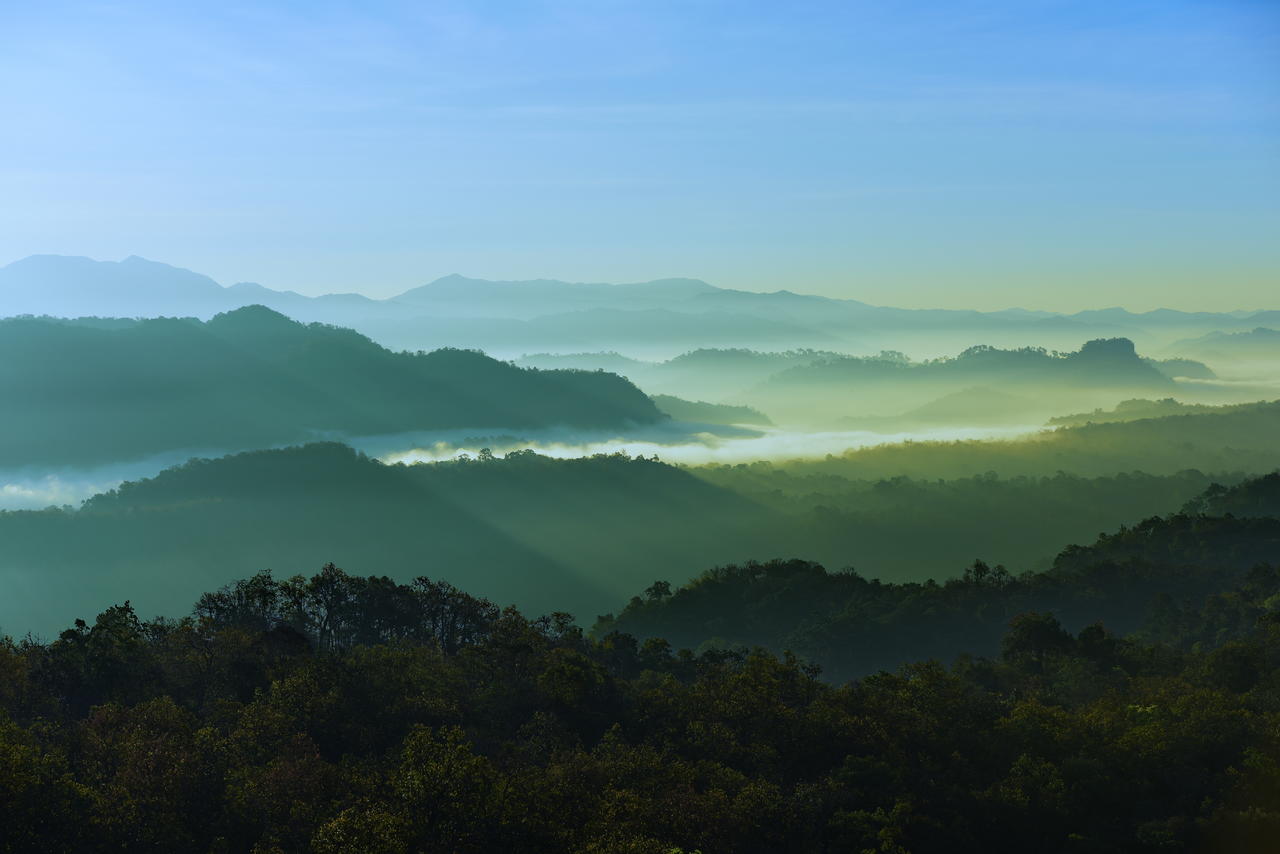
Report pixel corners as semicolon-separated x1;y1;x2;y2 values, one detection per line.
376;423;1043;467
0;447;242;511
0;422;1046;511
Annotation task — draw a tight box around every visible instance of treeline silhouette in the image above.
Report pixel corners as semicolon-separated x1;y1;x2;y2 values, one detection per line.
0;306;661;466
2;507;1277;851
600;473;1280;681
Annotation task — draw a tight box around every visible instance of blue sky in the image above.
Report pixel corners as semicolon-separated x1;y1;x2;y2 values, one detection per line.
1;0;1276;310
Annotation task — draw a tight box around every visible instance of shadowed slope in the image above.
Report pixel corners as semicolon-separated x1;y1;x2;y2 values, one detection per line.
0;444;773;637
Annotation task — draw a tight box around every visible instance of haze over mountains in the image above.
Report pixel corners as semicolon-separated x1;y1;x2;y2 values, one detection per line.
525;339;1219;428
748;338;1179;425
5;254;1278;358
1;253;1276;629
1171;327;1280;363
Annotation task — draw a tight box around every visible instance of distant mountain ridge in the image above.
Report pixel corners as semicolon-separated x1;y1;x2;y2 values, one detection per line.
1170;327;1280;360
3;255;1276;359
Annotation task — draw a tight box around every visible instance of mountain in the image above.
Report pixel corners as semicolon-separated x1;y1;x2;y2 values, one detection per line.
0;443;1254;641
392;273;719;318
0;443;775;637
0;256;729;325
1143;356;1215;379
0;306;662;467
598;472;1280;680
515;343;1211;419
494;307;847;352
643;348;851;400
650;394;773;426
515;348;848;400
511;351;651;374
1068;306;1260;327
5;255;1279;358
837;385;1040;432
1170;327;1280;361
748;338;1178;425
0;254;233;317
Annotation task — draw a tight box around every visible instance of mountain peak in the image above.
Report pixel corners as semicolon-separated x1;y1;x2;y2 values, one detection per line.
207;304;298;332
1077;337;1138;359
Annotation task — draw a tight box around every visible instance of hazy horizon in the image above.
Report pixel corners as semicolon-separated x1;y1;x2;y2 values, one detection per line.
3;251;1278;316
3;1;1277;312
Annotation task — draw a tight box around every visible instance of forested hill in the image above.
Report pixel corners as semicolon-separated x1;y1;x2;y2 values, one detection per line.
0;444;776;636
1187;472;1280;518
0;306;662;467
597;471;1280;680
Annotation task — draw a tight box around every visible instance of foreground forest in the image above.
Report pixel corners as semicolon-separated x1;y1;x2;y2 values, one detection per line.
1;473;1277;852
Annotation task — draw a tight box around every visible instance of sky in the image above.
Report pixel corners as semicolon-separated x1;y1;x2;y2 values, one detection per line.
1;0;1277;311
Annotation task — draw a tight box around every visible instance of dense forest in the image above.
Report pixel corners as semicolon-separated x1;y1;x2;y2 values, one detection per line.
600;473;1280;679
695;467;1241;576
0;307;661;467
1;475;1277;851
